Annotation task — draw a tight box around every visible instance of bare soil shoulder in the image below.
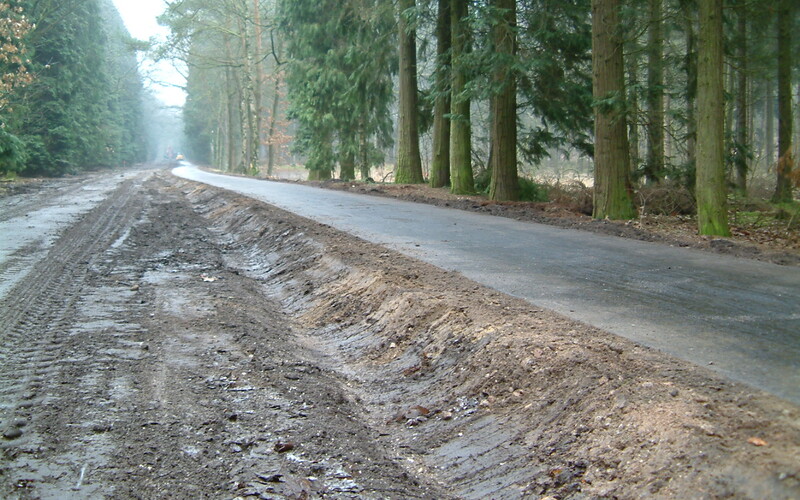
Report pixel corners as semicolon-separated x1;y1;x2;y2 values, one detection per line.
0;169;797;499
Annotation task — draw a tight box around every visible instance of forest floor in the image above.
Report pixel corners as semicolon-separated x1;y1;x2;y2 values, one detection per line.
0;166;799;499
305;180;800;267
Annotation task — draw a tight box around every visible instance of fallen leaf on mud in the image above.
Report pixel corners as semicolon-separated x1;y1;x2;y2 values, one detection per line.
390;405;431;425
274;441;295;453
747;437;768;447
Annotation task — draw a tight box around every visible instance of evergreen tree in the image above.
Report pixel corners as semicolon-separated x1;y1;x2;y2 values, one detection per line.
280;0;395;180
429;0;451;188
449;0;473;194
773;0;794;202
395;0;424;184
591;0;636;219
695;0;730;235
8;0;148;175
488;0;518;201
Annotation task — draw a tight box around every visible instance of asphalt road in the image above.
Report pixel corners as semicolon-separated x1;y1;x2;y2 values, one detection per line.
174;165;800;405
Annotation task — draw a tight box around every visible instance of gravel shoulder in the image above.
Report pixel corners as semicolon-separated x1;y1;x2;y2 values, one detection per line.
0;168;798;499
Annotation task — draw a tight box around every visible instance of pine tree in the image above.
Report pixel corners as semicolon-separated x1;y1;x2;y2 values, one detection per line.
449;0;474;194
488;0;518;201
695;0;730;235
429;0;451;188
395;0;424;184
773;0;794;202
591;0;636;219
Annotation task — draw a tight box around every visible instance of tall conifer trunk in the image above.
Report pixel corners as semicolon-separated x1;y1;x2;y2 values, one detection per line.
395;0;424;184
488;0;518;201
773;0;794;202
682;1;697;172
734;4;748;196
450;0;474;194
430;0;451;188
591;0;636;219
645;0;664;184
696;0;730;235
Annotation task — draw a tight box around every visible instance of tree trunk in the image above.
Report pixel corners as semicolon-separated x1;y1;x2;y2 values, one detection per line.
765;78;774;171
449;0;474;194
696;0;730;236
591;0;636;219
488;0;518;201
627;52;640;174
734;4;748;196
683;1;697;175
253;0;265;163
359;112;370;180
645;0;664;184
430;0;451;188
395;0;424;184
266;41;284;177
773;0;794;202
340;151;356;181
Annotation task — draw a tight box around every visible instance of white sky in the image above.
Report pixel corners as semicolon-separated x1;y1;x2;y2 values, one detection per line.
112;0;186;107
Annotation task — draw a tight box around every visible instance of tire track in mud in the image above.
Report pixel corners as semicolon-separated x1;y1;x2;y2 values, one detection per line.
0;173;152;498
1;172;447;499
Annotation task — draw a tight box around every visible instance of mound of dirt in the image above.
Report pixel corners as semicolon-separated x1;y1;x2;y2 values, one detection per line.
178;175;800;499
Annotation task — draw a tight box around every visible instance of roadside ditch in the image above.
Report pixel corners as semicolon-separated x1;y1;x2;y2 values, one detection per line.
176;174;800;499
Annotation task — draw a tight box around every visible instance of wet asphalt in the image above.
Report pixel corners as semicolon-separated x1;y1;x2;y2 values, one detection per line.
173;165;800;405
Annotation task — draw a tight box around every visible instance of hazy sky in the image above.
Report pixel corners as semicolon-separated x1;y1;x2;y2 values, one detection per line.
112;0;186;107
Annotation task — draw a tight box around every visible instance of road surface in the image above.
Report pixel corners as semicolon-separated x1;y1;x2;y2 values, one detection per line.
174;165;800;404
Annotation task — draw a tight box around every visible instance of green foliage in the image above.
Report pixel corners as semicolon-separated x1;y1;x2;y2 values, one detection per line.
0;127;27;173
0;0;147;176
279;0;396;179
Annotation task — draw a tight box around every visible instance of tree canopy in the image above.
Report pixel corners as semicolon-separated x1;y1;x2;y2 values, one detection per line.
0;0;149;176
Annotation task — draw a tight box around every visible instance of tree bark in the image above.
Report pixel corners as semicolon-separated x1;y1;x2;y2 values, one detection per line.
429;0;451;188
395;0;424;184
645;0;664;184
734;4;748;196
266;40;284;177
773;0;794;202
696;0;730;236
340;151;356;181
449;0;474;194
682;0;697;174
253;0;265;164
627;52;640;174
591;0;636;219
488;0;518;201
765;78;774;171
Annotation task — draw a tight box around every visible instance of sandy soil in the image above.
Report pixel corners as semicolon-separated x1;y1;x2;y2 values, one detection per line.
0;168;798;499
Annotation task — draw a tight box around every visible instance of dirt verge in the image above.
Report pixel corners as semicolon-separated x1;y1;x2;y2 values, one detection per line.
1;169;798;499
179;174;800;498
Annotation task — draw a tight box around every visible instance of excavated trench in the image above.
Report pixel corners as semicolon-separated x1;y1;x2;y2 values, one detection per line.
177;175;799;499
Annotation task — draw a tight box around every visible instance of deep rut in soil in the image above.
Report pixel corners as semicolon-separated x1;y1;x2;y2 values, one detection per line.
1;169;799;499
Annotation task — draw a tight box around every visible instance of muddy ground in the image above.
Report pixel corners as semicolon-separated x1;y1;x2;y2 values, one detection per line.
0;167;799;499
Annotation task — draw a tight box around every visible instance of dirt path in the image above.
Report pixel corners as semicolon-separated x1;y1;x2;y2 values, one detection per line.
1;168;798;499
